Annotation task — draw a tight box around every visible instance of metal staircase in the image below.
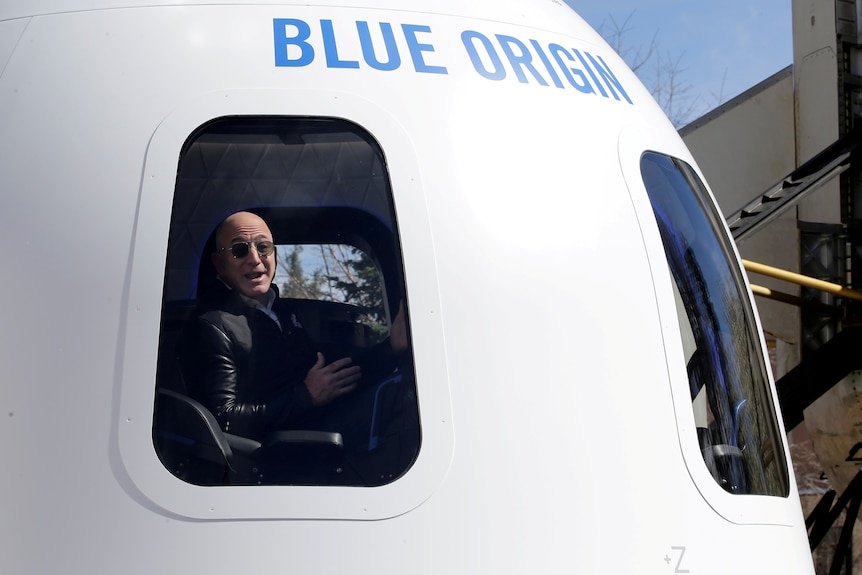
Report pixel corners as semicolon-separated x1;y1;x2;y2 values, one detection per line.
726;128;862;242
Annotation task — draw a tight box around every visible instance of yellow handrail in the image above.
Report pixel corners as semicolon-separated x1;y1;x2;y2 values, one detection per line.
743;259;862;303
749;283;843;315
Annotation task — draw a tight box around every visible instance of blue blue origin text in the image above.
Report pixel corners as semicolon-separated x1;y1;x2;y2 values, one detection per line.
273;19;633;104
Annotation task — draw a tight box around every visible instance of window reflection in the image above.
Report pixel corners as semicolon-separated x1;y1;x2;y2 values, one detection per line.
641;152;788;496
152;118;420;487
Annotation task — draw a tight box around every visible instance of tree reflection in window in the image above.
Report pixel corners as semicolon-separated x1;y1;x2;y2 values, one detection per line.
641;152;788;497
277;244;388;344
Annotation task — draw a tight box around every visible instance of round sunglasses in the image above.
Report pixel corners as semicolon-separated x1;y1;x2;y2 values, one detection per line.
218;240;275;259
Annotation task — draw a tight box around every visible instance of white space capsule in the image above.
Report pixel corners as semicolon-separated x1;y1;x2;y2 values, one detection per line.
0;1;814;573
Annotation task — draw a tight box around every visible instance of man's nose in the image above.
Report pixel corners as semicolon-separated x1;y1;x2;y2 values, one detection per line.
246;244;263;264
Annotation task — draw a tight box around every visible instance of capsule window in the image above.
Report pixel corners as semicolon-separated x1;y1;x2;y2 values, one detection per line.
641;152;789;497
152;117;419;487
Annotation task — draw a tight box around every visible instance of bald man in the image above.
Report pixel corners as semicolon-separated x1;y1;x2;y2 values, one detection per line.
177;211;404;446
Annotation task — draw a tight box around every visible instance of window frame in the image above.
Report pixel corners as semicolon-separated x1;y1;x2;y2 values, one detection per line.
640;151;789;497
116;90;452;520
617;125;798;526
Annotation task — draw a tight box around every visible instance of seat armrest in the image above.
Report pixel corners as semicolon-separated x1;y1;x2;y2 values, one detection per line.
223;433;263;455
259;430;344;464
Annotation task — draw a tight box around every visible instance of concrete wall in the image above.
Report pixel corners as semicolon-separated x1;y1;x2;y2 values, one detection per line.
681;68;801;355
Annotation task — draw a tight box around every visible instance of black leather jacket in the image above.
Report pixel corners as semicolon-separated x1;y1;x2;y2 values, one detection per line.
177;281;398;441
177;282;322;440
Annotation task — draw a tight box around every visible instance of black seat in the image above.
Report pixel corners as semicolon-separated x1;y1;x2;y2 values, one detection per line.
153;388;344;485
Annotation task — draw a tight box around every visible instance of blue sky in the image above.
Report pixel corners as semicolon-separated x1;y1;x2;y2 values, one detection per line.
568;1;794;123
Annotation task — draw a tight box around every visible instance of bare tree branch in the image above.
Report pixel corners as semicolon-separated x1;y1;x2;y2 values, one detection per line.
596;9;724;128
